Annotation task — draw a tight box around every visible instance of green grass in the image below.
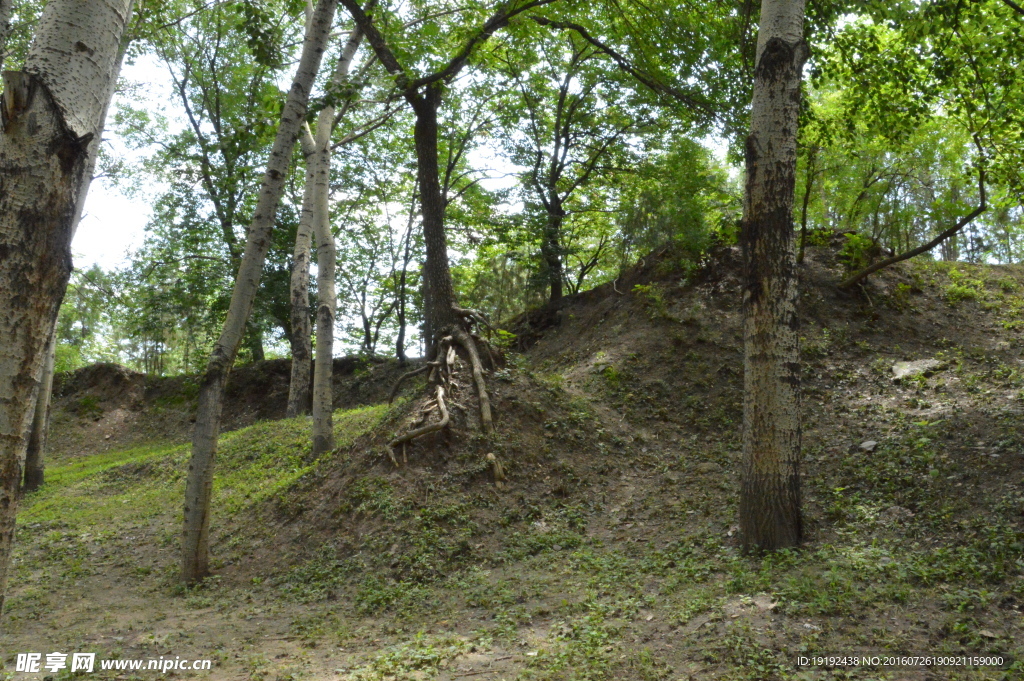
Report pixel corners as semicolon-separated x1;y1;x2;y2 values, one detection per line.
18;404;391;534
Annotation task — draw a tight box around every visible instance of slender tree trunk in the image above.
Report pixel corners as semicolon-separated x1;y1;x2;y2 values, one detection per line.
796;146;816;264
738;0;808;553
311;175;336;454
23;338;54;492
181;0;339;585
289;24;361;422
0;0;12;70
0;0;133;615
409;87;459;358
286;210;313;417
395;197;416;364
309;25;363;452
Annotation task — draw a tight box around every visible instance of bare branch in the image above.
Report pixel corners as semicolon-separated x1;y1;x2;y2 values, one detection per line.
839;166;987;289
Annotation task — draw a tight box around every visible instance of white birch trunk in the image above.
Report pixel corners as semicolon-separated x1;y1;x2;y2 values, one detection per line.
289;26;361;449
24;26;133;493
286;190;313;417
0;0;133;615
738;0;808;552
181;0;340;585
310;144;336;454
0;0;12;70
311;27;361;454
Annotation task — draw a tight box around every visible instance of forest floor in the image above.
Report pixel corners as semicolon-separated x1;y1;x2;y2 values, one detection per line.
4;243;1024;680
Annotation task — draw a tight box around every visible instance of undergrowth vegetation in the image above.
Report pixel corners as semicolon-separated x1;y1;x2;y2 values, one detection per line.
4;254;1024;679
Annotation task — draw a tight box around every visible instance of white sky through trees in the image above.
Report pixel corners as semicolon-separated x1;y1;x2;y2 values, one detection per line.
74;54;172;271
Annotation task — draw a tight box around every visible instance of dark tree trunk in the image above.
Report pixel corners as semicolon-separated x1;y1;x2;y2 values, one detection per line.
796;146;816;264
409;86;459;358
395;199;415;364
542;211;564;302
246;325;265;362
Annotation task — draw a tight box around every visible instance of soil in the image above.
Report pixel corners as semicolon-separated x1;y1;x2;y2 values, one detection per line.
48;357;415;459
3;243;1024;680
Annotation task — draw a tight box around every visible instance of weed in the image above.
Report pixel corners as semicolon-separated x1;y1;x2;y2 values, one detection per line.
632;283;674;322
346;633;467;680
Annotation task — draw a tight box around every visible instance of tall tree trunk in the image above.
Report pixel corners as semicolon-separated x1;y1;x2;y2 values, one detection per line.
542;210;564;302
181;0;339;585
395;195;416;364
796;145;816;264
289;24;361;422
738;0;808;553
307;25;363;451
409;87;459;358
0;0;133;616
24;30;131;493
286;209;313;416
311;176;336;454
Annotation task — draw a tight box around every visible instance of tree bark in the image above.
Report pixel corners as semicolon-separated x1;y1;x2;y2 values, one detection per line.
309;25;362;451
0;0;134;616
542;211;564;301
311;181;336;454
0;0;12;70
23;337;54;492
738;0;807;553
288;25;362;423
305;111;338;456
287;183;314;417
409;87;459;358
181;0;339;585
25;26;134;493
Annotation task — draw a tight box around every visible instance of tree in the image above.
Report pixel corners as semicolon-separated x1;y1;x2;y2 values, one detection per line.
0;0;135;614
288;15;401;417
21;7;135;492
181;0;340;585
496;30;647;302
738;0;808;552
0;0;12;68
340;0;561;442
616;138;740;267
115;0;306;368
298;24;366;455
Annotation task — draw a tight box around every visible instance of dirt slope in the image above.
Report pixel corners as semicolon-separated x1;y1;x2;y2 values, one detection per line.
4;243;1024;681
48;357;414;459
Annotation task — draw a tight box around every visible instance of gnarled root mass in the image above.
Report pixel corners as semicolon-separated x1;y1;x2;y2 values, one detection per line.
387;308;500;459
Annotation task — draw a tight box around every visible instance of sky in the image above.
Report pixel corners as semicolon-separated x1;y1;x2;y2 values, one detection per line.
72;55;176;272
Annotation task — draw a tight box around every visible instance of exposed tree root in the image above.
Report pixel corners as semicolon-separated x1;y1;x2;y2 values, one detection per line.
486;452;506;488
388;384;450;452
388;363;434;404
453;305;496;335
453;326;492;433
385;306;499;459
